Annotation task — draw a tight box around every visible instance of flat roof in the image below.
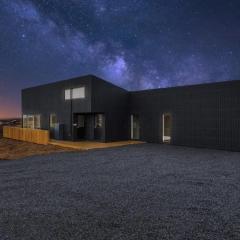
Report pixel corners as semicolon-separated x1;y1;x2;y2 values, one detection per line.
22;74;240;93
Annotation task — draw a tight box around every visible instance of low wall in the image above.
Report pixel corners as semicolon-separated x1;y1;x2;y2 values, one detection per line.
3;126;49;145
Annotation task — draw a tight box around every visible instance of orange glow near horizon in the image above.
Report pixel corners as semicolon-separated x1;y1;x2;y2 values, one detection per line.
0;104;21;119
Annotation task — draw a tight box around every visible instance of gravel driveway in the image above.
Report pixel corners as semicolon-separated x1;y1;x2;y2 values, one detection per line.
1;144;240;240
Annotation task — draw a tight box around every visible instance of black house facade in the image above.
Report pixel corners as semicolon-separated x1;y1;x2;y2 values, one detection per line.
22;75;240;151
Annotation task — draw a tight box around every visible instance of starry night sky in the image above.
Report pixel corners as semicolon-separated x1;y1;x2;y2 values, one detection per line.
0;0;240;118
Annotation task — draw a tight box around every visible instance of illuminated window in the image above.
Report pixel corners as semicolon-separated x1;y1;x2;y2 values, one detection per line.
65;87;85;100
72;87;85;99
50;114;57;128
22;114;41;129
130;114;140;140
27;115;34;129
23;115;28;128
65;89;71;100
34;115;41;129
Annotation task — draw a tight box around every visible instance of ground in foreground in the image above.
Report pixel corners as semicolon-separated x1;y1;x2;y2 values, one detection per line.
0;138;72;160
0;144;240;240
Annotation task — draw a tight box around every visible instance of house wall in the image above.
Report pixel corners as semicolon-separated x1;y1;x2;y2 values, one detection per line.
130;81;240;151
22;75;93;140
22;75;129;141
91;77;129;141
22;75;240;151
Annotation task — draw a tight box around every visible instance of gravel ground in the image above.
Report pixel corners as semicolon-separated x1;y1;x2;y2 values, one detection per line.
0;144;240;240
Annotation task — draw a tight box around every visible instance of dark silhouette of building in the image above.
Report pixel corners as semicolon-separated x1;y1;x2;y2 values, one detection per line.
22;75;240;151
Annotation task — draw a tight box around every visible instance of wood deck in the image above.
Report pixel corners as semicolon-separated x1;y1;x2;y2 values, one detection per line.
49;140;144;150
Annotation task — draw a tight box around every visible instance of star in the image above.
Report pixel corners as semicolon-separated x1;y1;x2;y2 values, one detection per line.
21;33;26;39
1;0;240;118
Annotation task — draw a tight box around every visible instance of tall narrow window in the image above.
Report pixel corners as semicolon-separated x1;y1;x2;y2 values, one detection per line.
34;115;41;129
50;114;57;128
27;115;35;129
95;114;104;128
77;115;85;127
23;115;28;128
131;114;140;140
162;113;172;143
65;89;71;100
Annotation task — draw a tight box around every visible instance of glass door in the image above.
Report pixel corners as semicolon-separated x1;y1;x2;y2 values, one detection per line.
162;113;172;143
94;114;105;140
131;114;140;140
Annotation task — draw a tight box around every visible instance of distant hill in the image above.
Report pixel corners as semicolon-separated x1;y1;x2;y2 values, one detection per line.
0;117;21;121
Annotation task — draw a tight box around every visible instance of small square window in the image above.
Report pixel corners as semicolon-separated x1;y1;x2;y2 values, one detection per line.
72;87;85;99
22;114;41;129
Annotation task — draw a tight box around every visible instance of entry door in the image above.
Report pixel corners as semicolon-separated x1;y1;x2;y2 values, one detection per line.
76;115;85;139
162;113;172;143
131;114;140;140
94;114;105;140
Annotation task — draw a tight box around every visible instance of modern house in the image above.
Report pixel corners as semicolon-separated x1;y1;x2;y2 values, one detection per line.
22;75;240;151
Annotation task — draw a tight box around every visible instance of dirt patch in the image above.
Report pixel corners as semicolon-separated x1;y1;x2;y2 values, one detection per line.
0;138;74;160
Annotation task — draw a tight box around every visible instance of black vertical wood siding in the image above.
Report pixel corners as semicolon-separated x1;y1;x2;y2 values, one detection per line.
22;75;240;151
130;80;240;151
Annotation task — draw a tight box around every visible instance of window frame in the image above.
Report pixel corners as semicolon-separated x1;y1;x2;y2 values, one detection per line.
34;115;41;129
22;114;41;129
72;87;85;99
65;89;71;100
64;87;85;100
50;113;57;128
95;114;104;128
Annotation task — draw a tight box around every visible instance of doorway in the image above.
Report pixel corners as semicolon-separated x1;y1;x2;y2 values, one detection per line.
162;113;172;143
94;114;105;140
74;114;86;140
73;113;105;141
131;114;140;140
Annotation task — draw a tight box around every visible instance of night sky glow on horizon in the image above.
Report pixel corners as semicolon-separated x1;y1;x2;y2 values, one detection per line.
0;0;240;118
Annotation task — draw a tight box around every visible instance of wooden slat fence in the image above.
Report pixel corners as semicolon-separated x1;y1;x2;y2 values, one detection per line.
3;126;49;145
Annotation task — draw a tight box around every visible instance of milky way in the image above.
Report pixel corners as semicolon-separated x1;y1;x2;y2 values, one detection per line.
0;0;240;117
